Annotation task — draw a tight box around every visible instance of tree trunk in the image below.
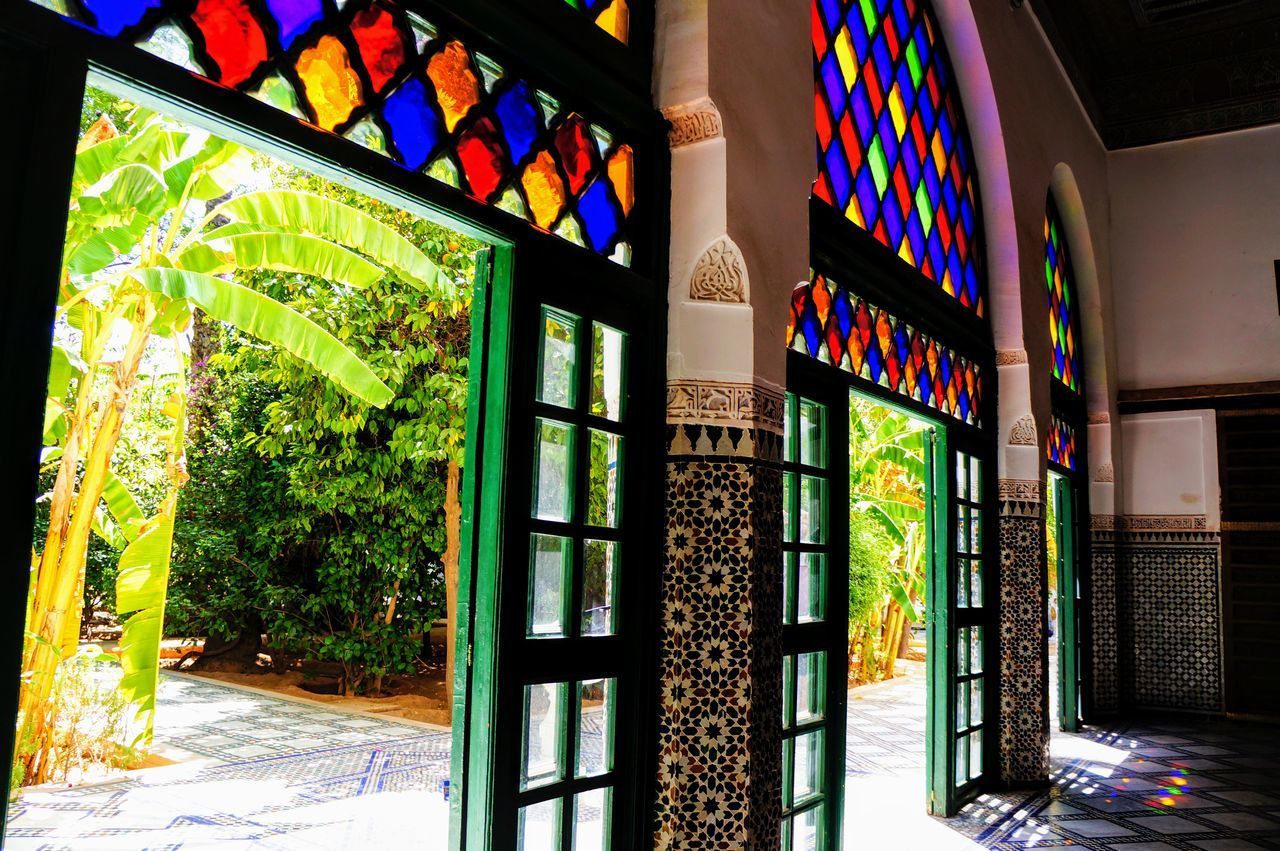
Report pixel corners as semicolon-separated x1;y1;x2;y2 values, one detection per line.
443;460;461;723
191;619;264;673
20;306;153;784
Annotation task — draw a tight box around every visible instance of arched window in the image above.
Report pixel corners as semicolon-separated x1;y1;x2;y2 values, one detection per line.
812;0;985;314
1045;195;1080;393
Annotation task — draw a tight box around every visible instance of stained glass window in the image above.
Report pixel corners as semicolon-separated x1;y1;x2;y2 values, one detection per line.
788;272;982;426
1047;413;1076;471
1045;195;1079;392
38;0;636;262
812;0;984;314
563;0;629;43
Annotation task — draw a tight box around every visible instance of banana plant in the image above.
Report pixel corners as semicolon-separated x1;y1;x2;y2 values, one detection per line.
20;105;447;783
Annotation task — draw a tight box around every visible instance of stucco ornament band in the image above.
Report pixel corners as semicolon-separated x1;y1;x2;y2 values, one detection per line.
995;349;1028;365
997;479;1042;501
1009;415;1037;446
666;380;785;431
1088;412;1111;424
661;96;723;148
1095;462;1115;483
688;236;748;303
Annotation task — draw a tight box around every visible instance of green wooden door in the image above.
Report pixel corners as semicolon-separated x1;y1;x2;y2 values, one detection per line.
1052;473;1081;733
461;247;657;851
780;385;849;850
932;436;993;815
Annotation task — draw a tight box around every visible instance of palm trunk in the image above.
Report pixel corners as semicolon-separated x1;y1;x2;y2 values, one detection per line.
19;305;153;785
443;460;461;723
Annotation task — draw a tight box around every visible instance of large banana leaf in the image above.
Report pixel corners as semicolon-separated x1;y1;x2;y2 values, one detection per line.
79;164;168;226
132;267;393;408
115;508;175;744
178;232;384;289
210;191;443;291
102;471;145;542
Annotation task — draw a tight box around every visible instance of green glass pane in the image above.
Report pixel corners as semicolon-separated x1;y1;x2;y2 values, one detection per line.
573;786;611;851
798;552;825;623
783;655;795;728
587;429;622;527
591;323;626;421
969;730;983;780
534;418;575;521
783;551;798;626
782;737;794;807
956;505;969;555
969;559;983;608
970;508;983;554
971;627;984;674
781;816;792;851
956;560;969;609
799;475;826;544
783;473;797;543
971;678;984;727
522;681;567;790
529;534;571;637
538;308;579;409
957;627;969;676
793;730;823;805
955;738;967;788
955;452;968;499
796;651;825;723
582;539;618;636
577;678;614;778
799;398;826;468
784;393;797;464
969;455;982;502
956;680;968;732
519;797;562;850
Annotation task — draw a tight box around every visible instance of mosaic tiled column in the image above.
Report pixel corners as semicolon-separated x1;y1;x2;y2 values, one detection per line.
1090;518;1120;714
654;382;784;850
1119;518;1223;712
997;480;1050;785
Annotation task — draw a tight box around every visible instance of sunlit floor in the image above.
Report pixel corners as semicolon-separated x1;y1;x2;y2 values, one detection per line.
5;673;453;849
844;666;1280;850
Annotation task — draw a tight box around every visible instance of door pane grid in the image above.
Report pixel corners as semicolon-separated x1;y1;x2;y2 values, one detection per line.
519;305;630;849
781;393;832;847
952;450;987;791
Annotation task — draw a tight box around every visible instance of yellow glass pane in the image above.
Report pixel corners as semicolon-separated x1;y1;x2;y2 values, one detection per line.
606;145;634;216
427;41;481;132
596;0;629;43
522;149;567;230
295;35;363;131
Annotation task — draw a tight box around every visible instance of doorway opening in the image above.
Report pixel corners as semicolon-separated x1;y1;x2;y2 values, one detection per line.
842;391;935;843
7;75;496;846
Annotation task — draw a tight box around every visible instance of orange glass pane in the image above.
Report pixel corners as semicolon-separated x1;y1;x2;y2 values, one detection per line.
295;34;363;131
427;41;481;132
521;150;566;230
607;145;634;216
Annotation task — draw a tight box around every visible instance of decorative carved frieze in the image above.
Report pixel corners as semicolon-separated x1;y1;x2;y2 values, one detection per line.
666;380;784;432
662;97;723;148
996;349;1028;366
1088;412;1111;425
997;479;1041;502
1009;415;1037;446
1091;514;1117;531
1124;515;1208;531
1095;462;1115;483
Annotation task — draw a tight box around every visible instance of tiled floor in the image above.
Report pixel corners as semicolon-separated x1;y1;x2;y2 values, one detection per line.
843;666;1280;850
5;673;455;849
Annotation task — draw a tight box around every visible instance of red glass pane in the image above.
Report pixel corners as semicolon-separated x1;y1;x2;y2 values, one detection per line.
191;0;268;88
350;4;407;94
554;115;597;196
457;116;506;202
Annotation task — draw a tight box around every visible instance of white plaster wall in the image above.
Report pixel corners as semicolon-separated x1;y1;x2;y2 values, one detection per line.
1110;125;1280;390
1120;411;1220;528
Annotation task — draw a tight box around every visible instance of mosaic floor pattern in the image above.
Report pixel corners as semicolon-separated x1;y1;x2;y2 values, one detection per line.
844;666;1280;850
5;673;454;850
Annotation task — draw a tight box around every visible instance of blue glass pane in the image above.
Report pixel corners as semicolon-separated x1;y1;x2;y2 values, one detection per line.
495;82;542;166
81;0;162;36
264;0;325;49
382;78;443;171
577;179;621;252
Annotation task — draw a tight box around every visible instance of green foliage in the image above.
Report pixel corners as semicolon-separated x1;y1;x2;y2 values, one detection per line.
169;162;480;694
849;508;893;631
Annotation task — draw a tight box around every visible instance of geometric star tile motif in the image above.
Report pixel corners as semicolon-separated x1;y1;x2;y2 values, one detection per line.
36;0;636;261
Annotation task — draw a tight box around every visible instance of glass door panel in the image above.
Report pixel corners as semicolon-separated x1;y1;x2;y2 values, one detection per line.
1052;473;1081;733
